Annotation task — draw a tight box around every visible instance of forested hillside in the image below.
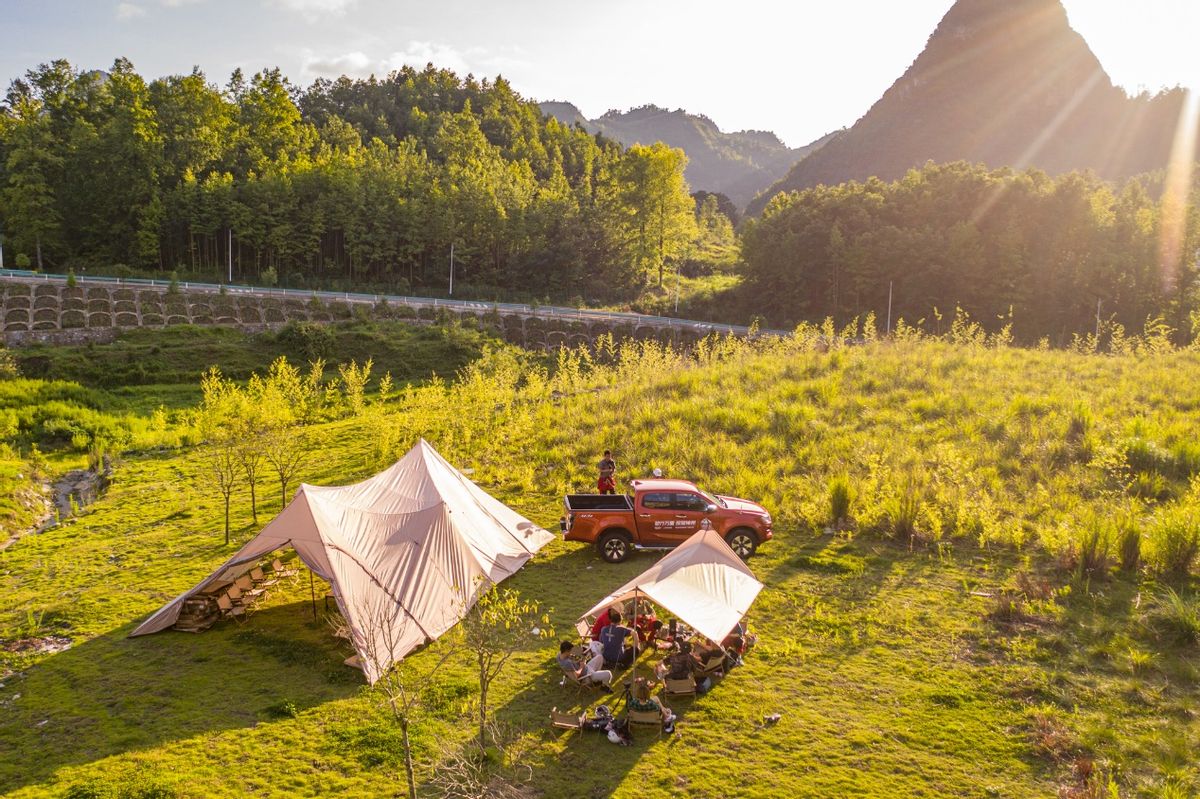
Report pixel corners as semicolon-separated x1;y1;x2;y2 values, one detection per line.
741;162;1200;341
539;101;839;208
747;0;1195;216
0;61;707;302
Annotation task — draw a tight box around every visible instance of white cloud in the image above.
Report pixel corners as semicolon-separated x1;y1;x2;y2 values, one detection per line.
302;50;373;78
268;0;357;21
160;0;206;6
116;2;146;19
381;42;474;78
300;42;531;82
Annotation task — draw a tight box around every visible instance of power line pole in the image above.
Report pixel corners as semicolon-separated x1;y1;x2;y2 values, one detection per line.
886;281;893;335
228;228;233;284
448;242;455;296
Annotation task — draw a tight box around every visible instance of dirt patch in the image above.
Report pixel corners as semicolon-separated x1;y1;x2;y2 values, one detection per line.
1;636;72;656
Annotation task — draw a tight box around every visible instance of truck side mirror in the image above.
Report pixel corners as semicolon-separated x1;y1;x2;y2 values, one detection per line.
705;504;717;514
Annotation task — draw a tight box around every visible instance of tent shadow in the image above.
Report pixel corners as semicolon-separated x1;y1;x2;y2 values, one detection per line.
484;646;725;797
0;599;361;794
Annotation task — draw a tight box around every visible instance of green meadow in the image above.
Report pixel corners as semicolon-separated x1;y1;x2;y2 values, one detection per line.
1;322;1198;798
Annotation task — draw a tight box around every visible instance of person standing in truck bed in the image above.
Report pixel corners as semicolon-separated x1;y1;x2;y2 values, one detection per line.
597;449;617;494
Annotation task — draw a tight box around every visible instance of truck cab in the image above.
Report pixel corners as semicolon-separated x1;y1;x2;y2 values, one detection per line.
561;478;773;563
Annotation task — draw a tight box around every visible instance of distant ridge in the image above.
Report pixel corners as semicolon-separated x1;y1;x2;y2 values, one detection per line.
747;0;1192;216
540;101;837;209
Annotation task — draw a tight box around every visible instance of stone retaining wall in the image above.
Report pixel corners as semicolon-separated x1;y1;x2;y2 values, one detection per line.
0;279;708;351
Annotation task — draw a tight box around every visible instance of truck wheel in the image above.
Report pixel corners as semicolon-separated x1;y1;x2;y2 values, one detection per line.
598;531;632;564
725;528;758;559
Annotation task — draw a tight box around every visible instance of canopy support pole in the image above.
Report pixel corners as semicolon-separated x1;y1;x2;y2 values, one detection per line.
632;587;639;663
309;568;317;618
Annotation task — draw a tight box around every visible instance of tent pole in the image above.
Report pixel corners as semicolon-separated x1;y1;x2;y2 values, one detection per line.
309;569;317;618
633;588;639;664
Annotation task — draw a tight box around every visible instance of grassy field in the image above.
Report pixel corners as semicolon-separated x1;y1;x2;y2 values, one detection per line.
1;327;1198;798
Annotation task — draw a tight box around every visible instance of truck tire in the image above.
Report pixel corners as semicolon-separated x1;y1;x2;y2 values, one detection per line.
598;531;633;564
725;528;758;559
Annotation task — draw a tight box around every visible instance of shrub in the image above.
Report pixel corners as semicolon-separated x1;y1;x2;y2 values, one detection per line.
167;271;180;295
1074;520;1113;581
277;321;334;360
1148;590;1200;647
1117;519;1142;573
886;468;924;541
261;266;278;287
1146;506;1200;578
827;473;854;528
66;268;77;288
15;252;31;268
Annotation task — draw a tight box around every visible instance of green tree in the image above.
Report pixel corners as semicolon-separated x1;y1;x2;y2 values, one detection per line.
460;585;551;752
2;91;62;269
618;142;697;286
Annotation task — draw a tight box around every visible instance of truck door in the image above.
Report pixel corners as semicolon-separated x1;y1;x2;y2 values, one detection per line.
637;491;676;545
665;492;709;542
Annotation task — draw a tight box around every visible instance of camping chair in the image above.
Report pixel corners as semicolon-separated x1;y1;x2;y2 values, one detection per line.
272;558;299;578
626;707;663;738
549;707;586;736
560;667;603;693
250;566;278;587
226;584;253;607
234;575;265;601
695;652;726;680
216;593;246;621
662;675;697;698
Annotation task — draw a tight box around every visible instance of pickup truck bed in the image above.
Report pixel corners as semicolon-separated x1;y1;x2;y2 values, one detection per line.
564;494;633;511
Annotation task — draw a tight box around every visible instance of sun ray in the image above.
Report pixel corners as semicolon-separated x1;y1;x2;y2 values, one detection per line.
1158;88;1199;293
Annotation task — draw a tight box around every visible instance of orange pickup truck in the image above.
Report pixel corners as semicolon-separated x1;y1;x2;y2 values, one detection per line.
560;478;773;563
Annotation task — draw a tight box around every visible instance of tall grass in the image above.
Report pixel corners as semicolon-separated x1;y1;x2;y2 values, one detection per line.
1149;590;1200;646
827;474;854;528
1146;506;1200;578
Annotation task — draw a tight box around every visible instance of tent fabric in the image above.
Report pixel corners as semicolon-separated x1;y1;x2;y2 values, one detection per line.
578;527;763;645
130;439;553;683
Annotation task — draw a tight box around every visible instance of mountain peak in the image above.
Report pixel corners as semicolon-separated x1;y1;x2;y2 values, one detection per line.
540;101;836;208
747;0;1188;216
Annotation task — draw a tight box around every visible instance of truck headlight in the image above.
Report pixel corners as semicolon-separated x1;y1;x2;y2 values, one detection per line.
763;513;772;526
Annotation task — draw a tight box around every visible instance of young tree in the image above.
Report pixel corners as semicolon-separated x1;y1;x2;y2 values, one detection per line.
197;367;243;544
460;585;551;752
337;357;373;417
352;600;457;799
235;377;269;524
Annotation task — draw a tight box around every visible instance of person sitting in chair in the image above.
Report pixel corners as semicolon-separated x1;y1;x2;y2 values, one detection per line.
589;607;619;641
629;676;677;730
633;607;661;645
599;611;636;670
690;638;726;674
556;641;613;693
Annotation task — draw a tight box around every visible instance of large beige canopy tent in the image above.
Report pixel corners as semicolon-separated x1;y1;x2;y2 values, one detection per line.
578;527;763;645
131;439;553;683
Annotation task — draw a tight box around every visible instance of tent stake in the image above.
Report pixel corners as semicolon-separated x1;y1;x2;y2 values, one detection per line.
310;569;317;618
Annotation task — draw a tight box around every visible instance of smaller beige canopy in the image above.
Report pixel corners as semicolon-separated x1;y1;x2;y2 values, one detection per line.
578;527;763;644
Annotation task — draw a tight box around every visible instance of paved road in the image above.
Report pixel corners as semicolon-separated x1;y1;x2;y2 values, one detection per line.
0;269;782;337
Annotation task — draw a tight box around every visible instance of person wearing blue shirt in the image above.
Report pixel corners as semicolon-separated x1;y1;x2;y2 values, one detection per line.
599;611;635;669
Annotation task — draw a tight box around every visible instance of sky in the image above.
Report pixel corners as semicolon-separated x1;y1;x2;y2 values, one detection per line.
2;0;1198;148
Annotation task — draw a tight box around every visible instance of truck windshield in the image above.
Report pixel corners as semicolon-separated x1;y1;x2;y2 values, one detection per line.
699;490;726;508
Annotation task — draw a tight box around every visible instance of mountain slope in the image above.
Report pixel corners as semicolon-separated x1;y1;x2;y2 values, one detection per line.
540;101;837;208
748;0;1190;215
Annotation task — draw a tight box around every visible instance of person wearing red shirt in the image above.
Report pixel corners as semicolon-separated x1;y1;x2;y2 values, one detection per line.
590;608;618;641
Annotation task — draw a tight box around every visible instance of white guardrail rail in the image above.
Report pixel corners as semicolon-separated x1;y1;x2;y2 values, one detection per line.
0;269;779;337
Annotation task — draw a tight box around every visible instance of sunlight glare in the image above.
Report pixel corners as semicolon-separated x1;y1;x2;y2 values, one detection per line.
1158;88;1199;293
